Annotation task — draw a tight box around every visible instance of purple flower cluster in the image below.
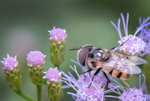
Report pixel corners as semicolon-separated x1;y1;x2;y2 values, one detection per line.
1;54;18;71
61;13;150;101
62;64;108;101
43;67;61;82
138;17;150;56
1;12;150;101
48;26;67;41
119;74;150;101
62;60;150;101
26;50;46;67
111;13;150;56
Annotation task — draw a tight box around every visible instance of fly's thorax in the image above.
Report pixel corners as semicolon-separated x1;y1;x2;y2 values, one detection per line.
87;48;111;68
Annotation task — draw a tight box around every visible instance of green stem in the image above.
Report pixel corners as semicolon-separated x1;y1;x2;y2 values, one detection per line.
37;85;42;101
54;64;59;70
14;89;36;101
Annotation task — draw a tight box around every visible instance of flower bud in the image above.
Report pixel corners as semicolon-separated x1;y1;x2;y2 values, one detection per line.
1;54;22;91
43;67;63;101
27;50;46;85
48;26;67;67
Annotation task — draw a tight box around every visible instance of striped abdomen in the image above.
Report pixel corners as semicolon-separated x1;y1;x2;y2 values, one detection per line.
102;68;130;80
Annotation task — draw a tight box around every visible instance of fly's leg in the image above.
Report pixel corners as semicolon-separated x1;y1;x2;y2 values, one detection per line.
88;68;101;88
103;72;111;88
83;68;92;81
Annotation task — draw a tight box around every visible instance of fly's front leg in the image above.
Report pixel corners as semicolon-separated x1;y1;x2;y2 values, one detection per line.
83;68;92;81
88;68;101;88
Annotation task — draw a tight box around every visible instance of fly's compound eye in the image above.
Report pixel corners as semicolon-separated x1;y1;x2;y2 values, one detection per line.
77;44;93;66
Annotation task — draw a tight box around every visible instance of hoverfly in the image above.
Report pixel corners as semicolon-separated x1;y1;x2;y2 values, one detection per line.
70;44;147;87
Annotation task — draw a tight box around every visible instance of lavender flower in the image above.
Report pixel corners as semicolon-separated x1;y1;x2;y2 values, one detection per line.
62;60;121;101
111;13;150;56
27;50;46;85
138;17;150;56
48;26;67;68
48;26;67;42
43;67;61;82
43;67;63;101
118;74;150;101
27;50;46;67
2;54;18;71
1;54;22;91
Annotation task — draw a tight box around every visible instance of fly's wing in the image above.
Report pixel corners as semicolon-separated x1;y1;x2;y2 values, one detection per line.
100;52;145;74
113;52;147;65
124;55;147;65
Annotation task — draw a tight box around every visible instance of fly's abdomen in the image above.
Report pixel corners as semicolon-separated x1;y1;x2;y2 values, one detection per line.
103;69;130;80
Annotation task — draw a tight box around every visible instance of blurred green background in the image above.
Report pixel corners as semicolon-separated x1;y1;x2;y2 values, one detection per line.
0;0;150;101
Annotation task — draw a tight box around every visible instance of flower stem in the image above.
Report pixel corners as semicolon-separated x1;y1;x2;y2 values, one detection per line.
54;64;59;70
37;85;42;101
14;89;36;101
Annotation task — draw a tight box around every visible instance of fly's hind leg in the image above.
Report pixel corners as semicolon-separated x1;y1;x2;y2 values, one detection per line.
103;72;111;87
88;68;101;88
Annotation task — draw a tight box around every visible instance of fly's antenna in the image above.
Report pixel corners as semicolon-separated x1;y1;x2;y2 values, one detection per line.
69;46;81;51
120;38;129;46
110;38;129;52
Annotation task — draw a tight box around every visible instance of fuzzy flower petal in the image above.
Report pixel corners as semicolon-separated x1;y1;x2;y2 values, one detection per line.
26;50;46;67
62;60;121;101
48;26;67;41
1;54;18;71
43;67;61;82
138;17;150;56
43;67;63;101
1;54;22;90
118;74;150;101
111;13;150;56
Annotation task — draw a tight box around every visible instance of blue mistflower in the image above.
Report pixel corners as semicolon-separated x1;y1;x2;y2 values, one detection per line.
27;50;46;85
118;74;150;101
43;67;63;101
43;67;61;82
48;26;67;42
62;60;121;101
1;54;18;71
111;13;150;56
1;54;22;91
48;26;67;67
26;50;46;67
138;17;150;56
